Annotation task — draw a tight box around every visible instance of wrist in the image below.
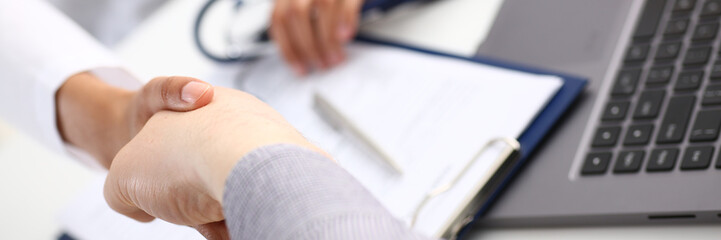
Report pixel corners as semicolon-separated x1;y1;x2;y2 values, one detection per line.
200;135;310;203
202;143;330;204
202;143;332;204
199;133;252;204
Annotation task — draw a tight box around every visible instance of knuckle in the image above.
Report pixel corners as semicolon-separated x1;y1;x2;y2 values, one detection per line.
344;1;361;14
291;0;312;15
159;77;176;105
103;179;129;212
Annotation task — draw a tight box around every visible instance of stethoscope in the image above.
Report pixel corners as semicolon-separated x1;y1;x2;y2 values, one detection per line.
193;0;427;63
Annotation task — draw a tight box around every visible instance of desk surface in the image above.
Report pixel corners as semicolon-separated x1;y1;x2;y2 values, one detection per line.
2;0;720;239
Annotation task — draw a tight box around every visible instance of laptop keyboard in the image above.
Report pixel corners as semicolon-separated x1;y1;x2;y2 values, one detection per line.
581;0;721;175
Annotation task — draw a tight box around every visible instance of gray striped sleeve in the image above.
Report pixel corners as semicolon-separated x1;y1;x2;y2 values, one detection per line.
222;144;432;240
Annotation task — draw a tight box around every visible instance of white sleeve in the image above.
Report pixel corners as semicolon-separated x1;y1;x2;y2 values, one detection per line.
0;0;136;160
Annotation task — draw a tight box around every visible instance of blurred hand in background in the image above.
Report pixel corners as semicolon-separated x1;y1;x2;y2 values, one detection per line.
270;0;364;75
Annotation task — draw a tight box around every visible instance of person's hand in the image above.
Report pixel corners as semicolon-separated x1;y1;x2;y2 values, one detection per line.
103;87;327;239
270;0;364;75
56;72;214;168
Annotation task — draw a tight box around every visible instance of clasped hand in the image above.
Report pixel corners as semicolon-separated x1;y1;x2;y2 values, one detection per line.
103;87;327;240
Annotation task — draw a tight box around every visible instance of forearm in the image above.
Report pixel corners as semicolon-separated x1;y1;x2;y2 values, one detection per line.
56;72;133;168
222;144;431;240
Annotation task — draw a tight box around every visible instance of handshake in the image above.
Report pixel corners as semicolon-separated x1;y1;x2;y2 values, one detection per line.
58;73;330;239
58;72;420;240
104;86;326;239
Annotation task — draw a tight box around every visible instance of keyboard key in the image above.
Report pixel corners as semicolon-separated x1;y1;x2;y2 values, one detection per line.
665;18;689;35
633;90;665;119
702;85;721;105
655;42;682;59
674;70;703;91
674;0;696;12
710;61;721;80
612;69;641;96
625;44;650;62
702;0;721;16
689;110;721;141
647;148;679;171
647;66;674;84
692;22;719;40
634;0;667;39
602;101;629;121
582;152;612;175
592;126;621;147
623;124;654;145
614;150;645;173
657;96;695;144
683;46;711;66
680;146;714;170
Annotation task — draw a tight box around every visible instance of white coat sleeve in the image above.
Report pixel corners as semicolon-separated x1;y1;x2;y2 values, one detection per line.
0;0;137;162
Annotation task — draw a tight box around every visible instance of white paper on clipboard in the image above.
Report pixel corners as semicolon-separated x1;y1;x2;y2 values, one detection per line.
239;42;561;237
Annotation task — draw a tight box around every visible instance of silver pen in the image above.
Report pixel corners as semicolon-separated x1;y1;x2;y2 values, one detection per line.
313;92;404;174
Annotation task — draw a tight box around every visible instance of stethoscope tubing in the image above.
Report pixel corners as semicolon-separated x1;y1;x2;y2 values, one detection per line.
193;0;430;63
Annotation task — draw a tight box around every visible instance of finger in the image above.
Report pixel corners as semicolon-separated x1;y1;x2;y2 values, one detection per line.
140;76;214;115
103;171;156;223
194;221;230;240
132;76;213;130
314;0;344;66
271;1;306;75
337;0;363;42
288;0;326;70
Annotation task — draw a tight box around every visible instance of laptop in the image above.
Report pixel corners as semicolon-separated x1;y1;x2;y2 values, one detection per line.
471;0;721;227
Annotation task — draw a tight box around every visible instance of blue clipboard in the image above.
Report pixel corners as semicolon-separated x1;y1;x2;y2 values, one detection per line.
356;36;587;238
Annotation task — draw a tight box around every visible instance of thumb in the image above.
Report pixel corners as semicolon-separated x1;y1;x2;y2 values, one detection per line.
140;76;215;115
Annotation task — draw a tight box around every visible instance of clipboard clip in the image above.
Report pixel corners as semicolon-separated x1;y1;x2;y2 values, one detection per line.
409;137;521;239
